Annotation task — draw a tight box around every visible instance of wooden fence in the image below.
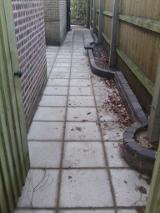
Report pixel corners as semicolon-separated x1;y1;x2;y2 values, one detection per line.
0;0;29;212
91;0;160;113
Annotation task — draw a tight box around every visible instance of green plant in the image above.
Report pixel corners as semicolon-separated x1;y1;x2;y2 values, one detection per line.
71;0;90;26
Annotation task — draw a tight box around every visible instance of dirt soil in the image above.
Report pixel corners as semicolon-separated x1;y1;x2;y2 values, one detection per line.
136;130;158;150
93;45;131;127
104;79;132;127
93;45;109;69
92;45;131;127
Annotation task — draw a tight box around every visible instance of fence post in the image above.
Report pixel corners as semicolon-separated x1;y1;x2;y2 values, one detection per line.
148;60;160;143
98;0;104;42
109;0;119;68
145;140;160;213
86;0;90;28
93;0;96;32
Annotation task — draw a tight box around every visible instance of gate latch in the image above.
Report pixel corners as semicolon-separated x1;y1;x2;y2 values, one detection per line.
14;71;22;78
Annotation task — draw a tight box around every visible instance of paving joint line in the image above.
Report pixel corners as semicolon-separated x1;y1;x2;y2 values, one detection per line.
56;31;75;213
29;167;131;170
47;46;60;78
83;33;118;213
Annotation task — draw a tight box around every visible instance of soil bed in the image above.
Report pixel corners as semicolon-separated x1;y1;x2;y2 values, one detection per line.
136;130;158;151
93;45;109;69
93;44;131;127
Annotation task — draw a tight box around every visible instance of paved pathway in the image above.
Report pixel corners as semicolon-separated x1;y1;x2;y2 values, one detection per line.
14;28;149;213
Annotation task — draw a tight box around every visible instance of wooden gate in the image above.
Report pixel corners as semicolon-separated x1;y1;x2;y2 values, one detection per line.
0;0;29;212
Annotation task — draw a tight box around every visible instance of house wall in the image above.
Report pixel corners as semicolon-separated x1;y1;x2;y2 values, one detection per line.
12;0;47;129
59;0;67;42
44;0;67;45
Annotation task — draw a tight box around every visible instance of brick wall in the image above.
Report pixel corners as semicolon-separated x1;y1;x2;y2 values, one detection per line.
44;0;67;45
12;0;47;129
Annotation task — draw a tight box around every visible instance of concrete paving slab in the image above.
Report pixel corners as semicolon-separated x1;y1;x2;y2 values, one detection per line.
40;96;67;107
47;79;69;87
43;86;68;96
105;142;129;168
68;96;95;107
28;122;64;141
70;79;91;87
65;122;101;141
18;170;59;208
63;142;105;168
111;169;149;206
101;122;126;142
69;87;92;96
29;142;62;168
60;170;113;207
71;72;90;79
67;107;97;122
34;107;66;121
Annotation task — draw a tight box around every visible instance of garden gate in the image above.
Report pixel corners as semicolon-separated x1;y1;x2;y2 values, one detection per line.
0;0;29;212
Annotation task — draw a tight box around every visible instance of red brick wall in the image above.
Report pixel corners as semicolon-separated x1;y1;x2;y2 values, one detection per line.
12;0;47;129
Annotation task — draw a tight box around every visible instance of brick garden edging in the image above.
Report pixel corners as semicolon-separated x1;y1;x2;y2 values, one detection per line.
85;41;156;176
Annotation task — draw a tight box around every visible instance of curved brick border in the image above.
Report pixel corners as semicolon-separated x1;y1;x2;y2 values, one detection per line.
84;43;114;79
85;41;156;176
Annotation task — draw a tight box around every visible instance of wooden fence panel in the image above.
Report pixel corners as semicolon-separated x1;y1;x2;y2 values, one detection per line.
92;0;160;113
103;16;112;41
118;22;160;84
104;0;113;12
0;0;29;212
120;0;160;19
103;0;113;43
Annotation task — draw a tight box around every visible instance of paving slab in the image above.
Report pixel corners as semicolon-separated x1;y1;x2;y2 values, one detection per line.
65;122;101;141
34;107;66;121
29;142;62;168
71;66;90;73
111;169;149;206
93;86;112;97
63;142;105;168
60;170;113;207
43;86;68;96
28;122;64;141
92;78;106;87
47;79;69;87
55;58;71;63
39;96;67;107
68;96;95;107
50;72;70;79
69;87;92;96
18;170;59;208
71;72;90;79
70;79;91;87
98;107;118;122
54;61;71;66
101;122;126;142
52;67;70;72
105;142;129;168
67;107;97;122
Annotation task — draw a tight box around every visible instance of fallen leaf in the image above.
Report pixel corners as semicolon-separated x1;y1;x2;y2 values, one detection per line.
135;185;147;194
136;207;145;213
